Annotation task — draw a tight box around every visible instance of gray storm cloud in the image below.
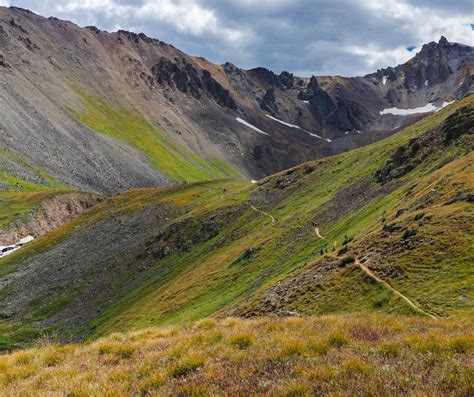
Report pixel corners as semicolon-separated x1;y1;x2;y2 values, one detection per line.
4;0;473;76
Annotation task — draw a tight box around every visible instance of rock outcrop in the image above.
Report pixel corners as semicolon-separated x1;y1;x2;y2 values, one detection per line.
0;192;102;245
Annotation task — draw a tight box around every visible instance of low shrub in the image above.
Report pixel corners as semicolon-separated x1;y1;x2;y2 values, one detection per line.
285;382;311;397
339;255;355;267
229;333;253;349
342;358;373;375
402;228;417;239
170;355;205;378
327;333;350;348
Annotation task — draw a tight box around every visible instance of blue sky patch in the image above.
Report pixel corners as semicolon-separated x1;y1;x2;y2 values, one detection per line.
406;46;417;52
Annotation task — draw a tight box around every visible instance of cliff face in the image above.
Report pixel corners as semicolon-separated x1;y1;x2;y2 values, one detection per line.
1;7;472;193
0;192;102;245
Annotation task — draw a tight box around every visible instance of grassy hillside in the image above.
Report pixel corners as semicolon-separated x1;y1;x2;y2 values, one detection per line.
1;314;472;396
0;191;61;229
0;145;72;229
0;148;68;193
69;93;242;183
0;96;472;349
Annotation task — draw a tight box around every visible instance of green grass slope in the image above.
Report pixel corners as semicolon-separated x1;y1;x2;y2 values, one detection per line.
69;93;242;183
0;148;68;193
0;96;472;349
0;151;71;233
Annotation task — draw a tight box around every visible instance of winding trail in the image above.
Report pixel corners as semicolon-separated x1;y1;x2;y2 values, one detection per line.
356;259;437;319
247;203;276;224
314;227;326;240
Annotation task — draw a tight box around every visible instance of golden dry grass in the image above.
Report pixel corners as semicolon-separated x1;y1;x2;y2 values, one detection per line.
1;314;473;396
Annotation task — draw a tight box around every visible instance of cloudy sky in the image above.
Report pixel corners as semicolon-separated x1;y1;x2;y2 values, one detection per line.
1;0;473;76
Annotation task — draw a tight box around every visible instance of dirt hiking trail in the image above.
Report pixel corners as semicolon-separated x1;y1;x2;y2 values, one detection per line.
356;259;437;319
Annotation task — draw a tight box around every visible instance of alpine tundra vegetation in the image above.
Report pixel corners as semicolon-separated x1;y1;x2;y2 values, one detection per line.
0;2;473;396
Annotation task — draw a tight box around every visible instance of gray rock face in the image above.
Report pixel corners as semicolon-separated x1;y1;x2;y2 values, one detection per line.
0;78;168;194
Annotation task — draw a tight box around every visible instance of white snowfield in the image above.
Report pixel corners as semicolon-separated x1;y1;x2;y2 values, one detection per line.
382;76;388;85
435;101;455;112
265;114;332;142
19;235;34;244
236;117;270;136
266;114;301;129
380;100;454;116
0;235;35;258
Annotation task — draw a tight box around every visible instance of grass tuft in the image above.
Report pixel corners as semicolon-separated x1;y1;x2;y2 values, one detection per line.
229;333;253;350
170;355;206;378
327;333;350;348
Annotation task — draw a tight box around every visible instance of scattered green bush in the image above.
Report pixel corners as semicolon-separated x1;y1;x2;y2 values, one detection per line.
229;334;253;349
402;228;417;239
170;355;205;378
327;333;350;348
339;255;356;267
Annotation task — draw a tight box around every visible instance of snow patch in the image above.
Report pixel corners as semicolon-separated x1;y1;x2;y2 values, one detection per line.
0;235;35;258
266;114;301;129
301;100;310;104
236;117;270;136
381;100;456;116
435;101;454;112
19;235;34;244
380;103;439;115
382;76;387;85
0;245;20;258
265;114;332;142
251;180;257;184
308;132;331;142
424;80;429;86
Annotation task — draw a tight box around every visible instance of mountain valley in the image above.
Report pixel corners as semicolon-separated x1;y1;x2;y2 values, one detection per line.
0;5;473;396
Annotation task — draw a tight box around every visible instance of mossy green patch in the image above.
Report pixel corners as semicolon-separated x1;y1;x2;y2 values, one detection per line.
68;93;242;182
0;191;57;228
0;148;67;192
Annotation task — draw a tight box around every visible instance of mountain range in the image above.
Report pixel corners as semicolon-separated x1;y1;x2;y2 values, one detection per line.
1;6;472;194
